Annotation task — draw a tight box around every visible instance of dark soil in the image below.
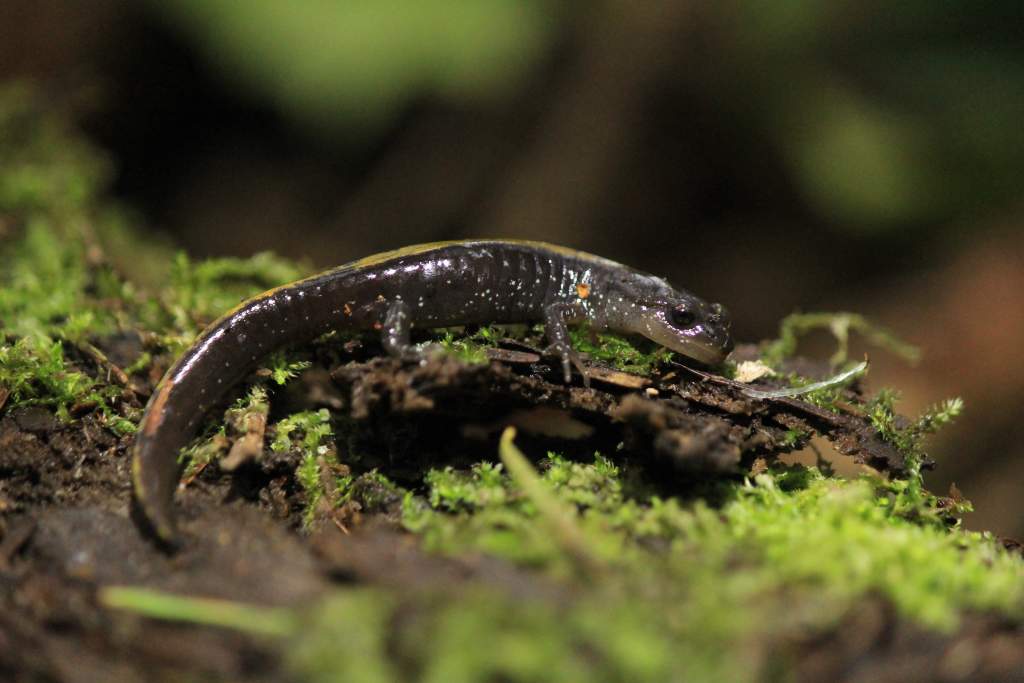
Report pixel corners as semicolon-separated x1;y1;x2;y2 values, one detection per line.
1;342;1022;682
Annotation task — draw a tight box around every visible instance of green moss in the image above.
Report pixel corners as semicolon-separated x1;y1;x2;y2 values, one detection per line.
569;323;672;375
762;311;921;368
0;216;140;432
0;336;136;434
757;313;963;504
270;408;332;455
179;385;271;477
435;328;497;365
781;428;808;447
179;425;227;478
265;409;402;530
269;408;335;528
868;389;964;457
865;389;966;509
0;85;319;441
227;384;271;427
0;86;338;503
0;222;106;340
396;589;684;683
289;580;760;680
288;450;1024;681
263;350;313;385
289;590;398;683
402;445;1023;626
422;462;510;510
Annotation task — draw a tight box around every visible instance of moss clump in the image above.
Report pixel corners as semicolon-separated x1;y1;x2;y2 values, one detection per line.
271;408;336;528
867;389;964;459
339;470;405;513
865;389;966;509
140;442;1019;682
179;384;273;477
569;323;673;375
263;350;314;386
0;336;136;433
402;444;1023;628
435;329;494;365
0;216;140;433
422;462;511;510
105;448;1024;682
278;443;1024;682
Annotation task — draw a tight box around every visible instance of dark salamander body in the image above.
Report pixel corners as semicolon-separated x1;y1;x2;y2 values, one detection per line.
133;240;733;544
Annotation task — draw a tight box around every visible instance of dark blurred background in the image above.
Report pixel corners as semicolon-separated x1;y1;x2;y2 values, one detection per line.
2;1;1022;536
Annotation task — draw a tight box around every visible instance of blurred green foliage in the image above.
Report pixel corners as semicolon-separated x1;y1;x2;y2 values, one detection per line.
0;84;112;213
151;1;1024;231
733;1;1024;228
154;0;560;132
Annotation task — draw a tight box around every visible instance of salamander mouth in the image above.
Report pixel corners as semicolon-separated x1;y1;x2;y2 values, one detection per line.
661;321;734;365
672;340;731;366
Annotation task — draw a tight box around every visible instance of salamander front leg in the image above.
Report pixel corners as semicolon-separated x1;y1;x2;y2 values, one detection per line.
381;300;422;361
542;302;589;386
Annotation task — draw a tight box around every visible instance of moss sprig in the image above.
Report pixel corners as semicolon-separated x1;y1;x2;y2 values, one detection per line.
762;311;920;367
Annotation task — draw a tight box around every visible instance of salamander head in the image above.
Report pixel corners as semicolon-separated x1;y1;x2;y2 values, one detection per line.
654;297;733;364
629;291;734;365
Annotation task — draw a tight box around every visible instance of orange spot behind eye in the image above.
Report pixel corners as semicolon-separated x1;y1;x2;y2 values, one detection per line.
373;322;383;330
343;303;353;316
576;283;590;299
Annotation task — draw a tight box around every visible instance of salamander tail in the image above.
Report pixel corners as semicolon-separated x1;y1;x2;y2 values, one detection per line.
131;438;183;551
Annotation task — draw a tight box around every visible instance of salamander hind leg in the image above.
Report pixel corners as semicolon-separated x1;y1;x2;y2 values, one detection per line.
381;299;423;362
542;302;589;387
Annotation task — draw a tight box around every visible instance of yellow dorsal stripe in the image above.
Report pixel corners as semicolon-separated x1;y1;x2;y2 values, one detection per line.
349;239;614;270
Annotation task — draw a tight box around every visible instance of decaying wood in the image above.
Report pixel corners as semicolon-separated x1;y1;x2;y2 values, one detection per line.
328;343;911;476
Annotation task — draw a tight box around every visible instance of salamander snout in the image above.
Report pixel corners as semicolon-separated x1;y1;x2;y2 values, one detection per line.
702;301;734;355
707;302;728;326
707;303;733;351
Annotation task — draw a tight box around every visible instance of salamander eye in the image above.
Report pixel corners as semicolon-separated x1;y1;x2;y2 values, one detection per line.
669;306;697;329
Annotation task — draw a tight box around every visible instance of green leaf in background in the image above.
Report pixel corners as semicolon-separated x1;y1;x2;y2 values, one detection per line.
154;0;561;134
732;0;1024;232
782;80;938;229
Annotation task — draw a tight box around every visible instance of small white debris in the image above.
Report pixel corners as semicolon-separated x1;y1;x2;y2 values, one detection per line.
733;360;776;383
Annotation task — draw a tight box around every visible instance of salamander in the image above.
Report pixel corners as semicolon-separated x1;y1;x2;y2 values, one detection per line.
132;240;733;544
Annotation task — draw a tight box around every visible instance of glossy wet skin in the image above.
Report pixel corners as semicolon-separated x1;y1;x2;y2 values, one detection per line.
132;240;733;545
